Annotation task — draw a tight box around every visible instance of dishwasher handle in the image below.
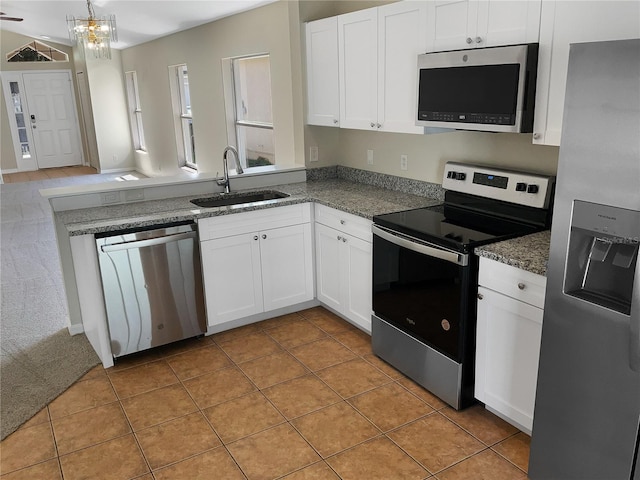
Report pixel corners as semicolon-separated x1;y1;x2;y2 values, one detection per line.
100;231;197;253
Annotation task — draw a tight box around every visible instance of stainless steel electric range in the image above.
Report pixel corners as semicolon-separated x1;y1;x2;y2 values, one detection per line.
371;162;555;410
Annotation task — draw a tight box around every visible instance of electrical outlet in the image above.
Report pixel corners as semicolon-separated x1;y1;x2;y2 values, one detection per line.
400;154;408;171
101;191;120;205
367;149;374;165
125;189;145;202
310;146;319;162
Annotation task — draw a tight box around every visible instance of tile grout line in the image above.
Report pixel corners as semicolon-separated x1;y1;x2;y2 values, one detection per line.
5;308;530;479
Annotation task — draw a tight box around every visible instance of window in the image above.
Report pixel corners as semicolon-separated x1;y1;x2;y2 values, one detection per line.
6;41;69;62
227;54;275;169
9;81;32;159
124;71;146;151
169;64;196;169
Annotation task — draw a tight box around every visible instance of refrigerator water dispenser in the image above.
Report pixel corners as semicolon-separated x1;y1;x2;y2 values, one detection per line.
564;200;640;315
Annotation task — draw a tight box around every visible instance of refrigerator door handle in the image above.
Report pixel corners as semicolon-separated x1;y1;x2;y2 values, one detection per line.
630;253;640;373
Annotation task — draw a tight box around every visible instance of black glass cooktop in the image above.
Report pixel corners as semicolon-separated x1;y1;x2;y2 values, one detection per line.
374;203;541;253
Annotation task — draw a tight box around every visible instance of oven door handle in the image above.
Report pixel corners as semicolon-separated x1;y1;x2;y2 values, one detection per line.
372;225;469;266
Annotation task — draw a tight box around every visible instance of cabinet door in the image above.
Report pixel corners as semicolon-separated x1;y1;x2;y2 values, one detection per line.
342;234;373;333
260;224;314;312
315;223;343;312
377;1;427;134
306;17;340;127
201;234;263;326
533;1;640;145
475;286;543;434
477;0;541;47
338;8;378;130
426;0;478;52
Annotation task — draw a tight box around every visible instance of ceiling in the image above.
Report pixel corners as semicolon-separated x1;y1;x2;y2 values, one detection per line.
0;0;278;50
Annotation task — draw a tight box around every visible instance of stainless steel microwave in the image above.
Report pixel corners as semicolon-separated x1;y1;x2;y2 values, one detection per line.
416;43;538;133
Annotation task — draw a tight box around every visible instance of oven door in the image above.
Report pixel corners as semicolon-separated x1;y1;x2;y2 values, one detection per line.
372;225;471;362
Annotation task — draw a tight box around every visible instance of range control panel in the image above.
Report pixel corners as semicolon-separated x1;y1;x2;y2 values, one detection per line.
442;162;555;209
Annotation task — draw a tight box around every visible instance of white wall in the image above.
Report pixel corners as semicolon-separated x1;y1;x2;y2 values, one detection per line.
85;50;135;172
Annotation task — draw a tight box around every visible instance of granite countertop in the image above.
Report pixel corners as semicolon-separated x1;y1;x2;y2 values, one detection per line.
58;179;442;236
474;230;551;277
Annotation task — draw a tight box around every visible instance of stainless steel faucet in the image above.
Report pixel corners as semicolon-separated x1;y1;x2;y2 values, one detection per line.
217;146;244;193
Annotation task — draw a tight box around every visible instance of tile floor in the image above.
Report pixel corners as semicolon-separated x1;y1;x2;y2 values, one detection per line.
0;307;530;480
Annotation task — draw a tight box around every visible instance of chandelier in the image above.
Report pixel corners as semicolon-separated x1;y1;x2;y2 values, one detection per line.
67;0;117;59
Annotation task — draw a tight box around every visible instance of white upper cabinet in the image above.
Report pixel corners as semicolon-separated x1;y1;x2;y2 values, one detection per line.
305;17;340;127
532;1;640;146
426;0;541;52
377;1;428;134
338;8;379;130
338;2;427;134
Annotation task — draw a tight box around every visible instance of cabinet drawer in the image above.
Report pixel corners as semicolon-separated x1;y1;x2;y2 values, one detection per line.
315;204;372;242
198;203;311;241
478;257;547;309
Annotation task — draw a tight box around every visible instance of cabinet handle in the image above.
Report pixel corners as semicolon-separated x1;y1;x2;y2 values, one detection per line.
477;293;483;300
333;119;339;125
337;235;342;241
466;37;473;44
377;123;381;129
342;237;347;243
262;234;267;240
475;36;483;44
370;122;375;128
518;282;526;290
533;133;541;140
253;235;258;241
340;219;345;225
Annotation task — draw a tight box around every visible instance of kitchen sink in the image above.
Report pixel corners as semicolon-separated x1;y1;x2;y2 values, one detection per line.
190;190;289;208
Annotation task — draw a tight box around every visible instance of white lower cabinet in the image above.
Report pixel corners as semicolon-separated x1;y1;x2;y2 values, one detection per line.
475;257;546;434
199;204;314;327
315;205;372;332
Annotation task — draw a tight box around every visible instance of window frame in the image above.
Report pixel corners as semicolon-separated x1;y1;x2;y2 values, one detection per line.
124;71;146;152
226;53;275;169
169;63;196;170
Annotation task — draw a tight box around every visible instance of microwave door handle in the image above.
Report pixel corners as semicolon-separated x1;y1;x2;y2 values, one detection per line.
372;225;468;266
629;251;640;373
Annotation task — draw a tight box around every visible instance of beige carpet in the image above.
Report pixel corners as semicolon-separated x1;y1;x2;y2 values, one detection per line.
0;331;99;439
0;171;142;439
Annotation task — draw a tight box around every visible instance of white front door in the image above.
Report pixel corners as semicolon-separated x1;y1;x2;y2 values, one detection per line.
23;71;83;169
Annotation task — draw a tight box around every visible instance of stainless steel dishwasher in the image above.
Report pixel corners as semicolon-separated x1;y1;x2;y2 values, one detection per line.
95;222;206;358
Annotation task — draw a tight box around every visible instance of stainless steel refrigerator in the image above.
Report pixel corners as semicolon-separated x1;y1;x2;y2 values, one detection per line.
528;39;640;479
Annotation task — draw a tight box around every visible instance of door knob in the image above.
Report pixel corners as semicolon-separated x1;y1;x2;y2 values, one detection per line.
253;235;258;241
477;293;483;300
518;283;526;290
466;37;473;44
475;37;483;44
262;234;267;240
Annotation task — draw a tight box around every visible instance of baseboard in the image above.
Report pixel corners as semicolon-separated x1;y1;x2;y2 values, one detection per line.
1;168;19;174
67;323;84;336
205;299;320;335
98;167;138;174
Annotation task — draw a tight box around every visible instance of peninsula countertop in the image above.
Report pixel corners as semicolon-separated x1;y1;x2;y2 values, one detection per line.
57;179;442;236
474;230;551;277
